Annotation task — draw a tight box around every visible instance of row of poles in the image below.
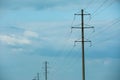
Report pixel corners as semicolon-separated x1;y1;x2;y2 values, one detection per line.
32;61;48;80
32;9;93;80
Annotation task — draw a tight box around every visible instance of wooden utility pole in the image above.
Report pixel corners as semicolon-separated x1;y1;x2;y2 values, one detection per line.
72;9;94;80
37;73;39;80
45;61;48;80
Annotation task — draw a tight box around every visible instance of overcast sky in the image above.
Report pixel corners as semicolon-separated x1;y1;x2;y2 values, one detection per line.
0;0;120;80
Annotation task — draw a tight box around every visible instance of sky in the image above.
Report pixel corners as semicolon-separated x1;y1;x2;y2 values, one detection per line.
0;0;120;80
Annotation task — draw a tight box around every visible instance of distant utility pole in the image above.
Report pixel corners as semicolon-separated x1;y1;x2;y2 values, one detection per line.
32;73;39;80
37;73;39;80
32;76;36;80
32;78;36;80
72;9;94;80
45;61;48;80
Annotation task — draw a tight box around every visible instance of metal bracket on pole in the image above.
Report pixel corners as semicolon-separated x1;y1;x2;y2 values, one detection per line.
74;40;92;47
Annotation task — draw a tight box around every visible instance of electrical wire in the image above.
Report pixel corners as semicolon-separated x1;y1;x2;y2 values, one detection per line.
88;0;117;23
93;20;120;46
92;0;109;17
50;15;78;71
51;13;82;75
85;0;96;10
89;17;120;39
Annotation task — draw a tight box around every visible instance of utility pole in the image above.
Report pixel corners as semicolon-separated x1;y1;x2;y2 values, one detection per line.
72;9;94;80
37;73;39;80
32;78;36;80
45;61;48;80
32;73;39;80
32;76;36;80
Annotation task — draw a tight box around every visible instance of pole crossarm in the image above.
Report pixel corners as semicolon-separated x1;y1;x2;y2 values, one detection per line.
74;40;92;47
74;40;91;43
74;13;90;15
71;26;94;29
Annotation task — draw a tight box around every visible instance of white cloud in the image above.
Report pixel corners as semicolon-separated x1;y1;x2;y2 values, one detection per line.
23;30;39;38
103;59;111;65
0;0;80;10
0;35;31;45
87;58;112;65
0;30;39;46
12;48;24;52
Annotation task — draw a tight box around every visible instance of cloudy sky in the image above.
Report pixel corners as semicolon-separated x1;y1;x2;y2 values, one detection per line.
0;0;120;80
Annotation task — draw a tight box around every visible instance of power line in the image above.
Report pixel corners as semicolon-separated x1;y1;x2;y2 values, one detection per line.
88;0;117;24
88;17;120;40
86;0;110;24
85;0;96;10
49;15;78;71
53;45;75;75
92;0;109;17
92;0;117;18
93;20;120;45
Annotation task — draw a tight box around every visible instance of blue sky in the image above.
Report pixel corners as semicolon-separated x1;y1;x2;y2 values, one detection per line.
0;0;120;80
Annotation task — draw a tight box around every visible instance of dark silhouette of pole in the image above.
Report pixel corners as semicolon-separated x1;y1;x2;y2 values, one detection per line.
45;61;48;80
72;9;93;80
81;9;85;80
32;76;36;80
37;73;39;80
